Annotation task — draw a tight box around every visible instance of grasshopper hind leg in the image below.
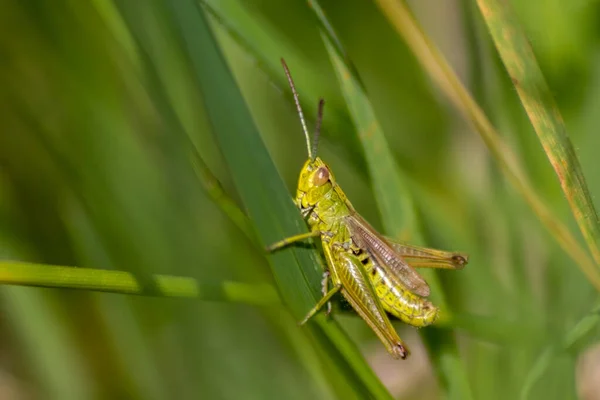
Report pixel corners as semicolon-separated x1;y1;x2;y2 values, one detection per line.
333;248;411;359
294;237;410;359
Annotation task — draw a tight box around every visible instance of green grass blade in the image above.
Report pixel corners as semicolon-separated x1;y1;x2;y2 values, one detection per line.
373;0;600;290
324;34;473;400
306;0;364;90
189;149;258;246
520;299;600;399
519;346;555;400
324;43;419;242
169;0;315;319
475;0;600;270
166;1;393;398
0;261;280;305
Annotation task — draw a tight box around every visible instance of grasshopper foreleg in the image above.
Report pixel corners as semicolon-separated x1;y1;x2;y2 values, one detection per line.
266;230;334;252
266;231;322;252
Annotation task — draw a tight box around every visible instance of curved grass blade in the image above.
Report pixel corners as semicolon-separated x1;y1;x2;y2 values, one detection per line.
189;147;258;246
520;298;600;399
373;0;600;290
0;261;280;305
166;1;393;398
119;18;259;248
306;0;365;91
475;0;600;270
323;33;473;400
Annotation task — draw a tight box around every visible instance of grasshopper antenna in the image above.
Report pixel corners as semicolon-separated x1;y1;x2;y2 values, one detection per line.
313;98;325;159
281;58;314;160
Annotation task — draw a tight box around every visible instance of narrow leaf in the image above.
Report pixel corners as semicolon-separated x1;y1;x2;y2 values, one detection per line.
520;299;600;399
166;1;393;398
373;0;600;290
0;261;280;305
476;0;600;271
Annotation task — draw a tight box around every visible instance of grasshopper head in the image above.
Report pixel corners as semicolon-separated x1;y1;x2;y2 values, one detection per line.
296;156;335;209
280;59;331;211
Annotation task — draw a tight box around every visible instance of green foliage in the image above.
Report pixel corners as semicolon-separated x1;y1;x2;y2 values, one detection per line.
1;0;599;399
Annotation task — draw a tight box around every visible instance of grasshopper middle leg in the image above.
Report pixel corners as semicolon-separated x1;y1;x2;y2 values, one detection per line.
299;283;341;325
321;270;332;316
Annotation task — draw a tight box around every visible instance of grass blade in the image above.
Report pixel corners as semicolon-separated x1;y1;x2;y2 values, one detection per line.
521;299;600;399
189;150;258;246
166;1;393;398
373;0;600;290
475;0;600;270
0;261;280;305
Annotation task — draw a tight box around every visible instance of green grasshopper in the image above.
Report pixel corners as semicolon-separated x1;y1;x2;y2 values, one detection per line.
267;59;468;359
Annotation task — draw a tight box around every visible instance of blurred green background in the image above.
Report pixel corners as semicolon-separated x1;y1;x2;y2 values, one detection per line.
1;0;600;399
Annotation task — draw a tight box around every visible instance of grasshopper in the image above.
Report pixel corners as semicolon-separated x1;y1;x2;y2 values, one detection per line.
267;59;468;359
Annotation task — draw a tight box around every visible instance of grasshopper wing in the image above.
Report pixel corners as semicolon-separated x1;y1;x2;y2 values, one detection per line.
384;239;468;270
345;213;431;297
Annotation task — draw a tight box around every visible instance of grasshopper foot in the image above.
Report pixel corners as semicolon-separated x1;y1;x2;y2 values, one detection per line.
394;343;409;360
392;343;410;360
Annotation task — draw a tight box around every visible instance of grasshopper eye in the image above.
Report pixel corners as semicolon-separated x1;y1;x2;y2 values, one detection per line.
313;167;330;186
